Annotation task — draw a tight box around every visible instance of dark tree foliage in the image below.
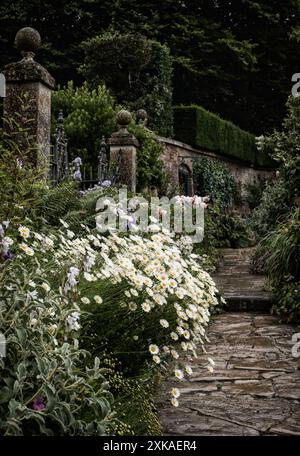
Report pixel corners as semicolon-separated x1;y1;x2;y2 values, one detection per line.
80;32;173;136
0;0;299;134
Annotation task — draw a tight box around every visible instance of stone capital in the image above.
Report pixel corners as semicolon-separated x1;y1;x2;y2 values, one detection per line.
3;60;55;89
108;132;139;148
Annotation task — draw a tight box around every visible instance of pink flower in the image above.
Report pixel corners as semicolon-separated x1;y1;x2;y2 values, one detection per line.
32;396;46;411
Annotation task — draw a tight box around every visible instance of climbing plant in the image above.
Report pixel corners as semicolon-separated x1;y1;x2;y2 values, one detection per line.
193;157;238;209
129;123;166;192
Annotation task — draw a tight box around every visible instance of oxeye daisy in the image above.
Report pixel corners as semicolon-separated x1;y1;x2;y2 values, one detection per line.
149;344;159;355
159;319;169;328
171;398;179;407
18;226;30;239
152;355;161;364
174;369;184;380
171;388;180;398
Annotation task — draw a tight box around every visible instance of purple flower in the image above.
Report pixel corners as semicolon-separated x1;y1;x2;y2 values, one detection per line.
73;170;82;181
101;180;112;188
2;251;14;261
32;396;46;411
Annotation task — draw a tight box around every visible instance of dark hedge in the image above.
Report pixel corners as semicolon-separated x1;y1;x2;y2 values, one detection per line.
174;105;274;167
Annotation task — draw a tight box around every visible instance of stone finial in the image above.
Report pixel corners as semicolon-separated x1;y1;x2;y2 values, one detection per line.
15;27;41;61
136;108;148;125
117;109;132;133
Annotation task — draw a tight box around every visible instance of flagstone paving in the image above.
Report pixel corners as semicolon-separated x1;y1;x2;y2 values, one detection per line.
157;249;300;436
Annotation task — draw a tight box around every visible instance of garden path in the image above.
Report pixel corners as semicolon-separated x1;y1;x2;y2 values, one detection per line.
157;249;300;435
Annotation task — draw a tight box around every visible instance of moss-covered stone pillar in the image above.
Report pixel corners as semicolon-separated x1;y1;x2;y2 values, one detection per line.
3;27;55;168
108;110;139;193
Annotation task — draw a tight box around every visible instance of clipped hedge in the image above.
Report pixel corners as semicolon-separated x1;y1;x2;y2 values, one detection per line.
174;105;274;167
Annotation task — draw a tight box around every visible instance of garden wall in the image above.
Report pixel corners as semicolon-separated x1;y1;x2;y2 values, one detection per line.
157;136;275;200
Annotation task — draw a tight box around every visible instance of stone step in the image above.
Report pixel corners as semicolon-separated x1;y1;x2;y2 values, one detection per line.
213;248;272;313
223;293;272;312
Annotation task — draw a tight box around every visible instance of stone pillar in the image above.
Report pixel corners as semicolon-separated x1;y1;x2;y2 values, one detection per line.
108;110;139;193
3;27;55;168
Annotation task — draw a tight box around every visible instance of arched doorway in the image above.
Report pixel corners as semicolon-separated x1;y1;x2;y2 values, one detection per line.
179;164;192;196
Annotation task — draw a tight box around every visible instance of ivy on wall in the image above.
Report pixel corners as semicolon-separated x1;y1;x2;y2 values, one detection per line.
129;124;166;193
193;157;238;209
79;32;173;137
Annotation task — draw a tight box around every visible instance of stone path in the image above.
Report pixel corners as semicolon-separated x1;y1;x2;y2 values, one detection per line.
157;249;300;436
213;248;272;311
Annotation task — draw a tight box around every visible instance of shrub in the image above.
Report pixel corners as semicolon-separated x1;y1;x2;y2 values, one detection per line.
252;97;300;322
79;227;219;380
193;157;238;209
244;179;267;210
204;204;253;249
52;82;117;166
79;32;173;137
256;96;300;199
41;182;82;227
174;105;274;167
52;83;167;193
0;116;46;227
272;282;300;323
250;178;290;237
255;207;300;321
0;223;114;435
102;353;162;436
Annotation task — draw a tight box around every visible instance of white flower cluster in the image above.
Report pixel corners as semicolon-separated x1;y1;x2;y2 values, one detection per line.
66;311;81;332
13;217;219;407
173;195;209;209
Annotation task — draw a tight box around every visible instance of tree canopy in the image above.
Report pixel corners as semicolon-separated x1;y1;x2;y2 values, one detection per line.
1;0;299;134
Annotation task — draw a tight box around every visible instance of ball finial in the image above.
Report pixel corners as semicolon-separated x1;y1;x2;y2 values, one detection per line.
136;109;148;125
15;27;41;61
117;110;132;127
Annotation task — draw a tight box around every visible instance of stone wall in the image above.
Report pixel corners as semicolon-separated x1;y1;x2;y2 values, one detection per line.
157;136;275;199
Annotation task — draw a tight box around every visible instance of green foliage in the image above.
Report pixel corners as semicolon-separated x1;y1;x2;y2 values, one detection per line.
257;96;300;197
255;208;300;321
102;354;161;436
52;81;167;191
1;1;300;133
252;97;300;322
52;82;117;165
129;124;166;192
41;182;82;227
204;204;253;249
272;282;300;323
251;96;300;237
0;114;46;227
193;157;238;209
250;178;290;237
174;105;274;166
79;32;173;137
243;179;267;210
0;225;114;436
80;282;178;376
